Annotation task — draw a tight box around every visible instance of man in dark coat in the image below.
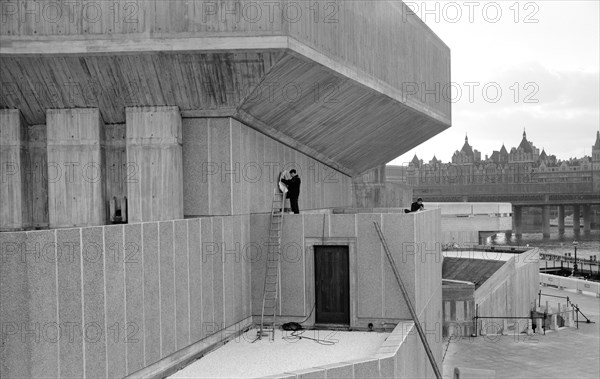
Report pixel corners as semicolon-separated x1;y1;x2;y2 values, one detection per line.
405;198;424;213
281;169;301;214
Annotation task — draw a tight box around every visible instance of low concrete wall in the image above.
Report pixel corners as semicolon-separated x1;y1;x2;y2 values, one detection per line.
427;203;512;216
250;210;442;328
263;321;440;379
0;216;253;379
475;251;539;335
2;209;444;378
540;274;600;297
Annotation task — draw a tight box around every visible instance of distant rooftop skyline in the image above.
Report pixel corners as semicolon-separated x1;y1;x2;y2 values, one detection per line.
390;1;599;165
404;129;599;164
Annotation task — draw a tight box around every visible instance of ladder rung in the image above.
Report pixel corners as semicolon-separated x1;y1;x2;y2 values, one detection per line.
262;192;286;340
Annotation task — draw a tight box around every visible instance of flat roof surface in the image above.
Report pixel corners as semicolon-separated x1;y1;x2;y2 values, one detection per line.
169;329;389;378
443;286;600;378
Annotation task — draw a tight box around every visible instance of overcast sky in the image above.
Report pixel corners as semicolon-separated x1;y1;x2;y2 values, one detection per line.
389;0;600;166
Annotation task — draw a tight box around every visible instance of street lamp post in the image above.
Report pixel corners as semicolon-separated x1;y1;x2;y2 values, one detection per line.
572;241;578;276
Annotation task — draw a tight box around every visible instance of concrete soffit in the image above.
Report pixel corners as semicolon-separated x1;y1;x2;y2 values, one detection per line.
0;35;450;177
0;34;450;127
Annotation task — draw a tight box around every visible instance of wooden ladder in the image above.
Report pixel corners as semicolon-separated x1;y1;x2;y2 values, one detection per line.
258;189;286;340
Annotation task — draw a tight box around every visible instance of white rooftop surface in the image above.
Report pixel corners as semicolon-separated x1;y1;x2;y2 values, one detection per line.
443;250;515;261
169;328;389;378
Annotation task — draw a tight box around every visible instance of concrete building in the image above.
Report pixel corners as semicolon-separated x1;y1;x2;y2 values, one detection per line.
0;1;451;378
442;249;539;338
394;130;596;188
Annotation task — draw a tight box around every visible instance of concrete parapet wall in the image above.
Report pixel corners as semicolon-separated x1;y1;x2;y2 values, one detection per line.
540;273;600;297
475;251;539;335
250;209;442;345
427;202;512;216
1;209;444;378
265;321;441;379
0;215;252;378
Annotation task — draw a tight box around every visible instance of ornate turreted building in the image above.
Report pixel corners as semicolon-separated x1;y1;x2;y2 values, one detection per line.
386;130;600;238
402;130;596;186
509;130;540;163
593;130;600;168
452;135;481;165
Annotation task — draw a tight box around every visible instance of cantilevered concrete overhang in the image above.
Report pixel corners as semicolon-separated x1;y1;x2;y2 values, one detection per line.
0;1;451;176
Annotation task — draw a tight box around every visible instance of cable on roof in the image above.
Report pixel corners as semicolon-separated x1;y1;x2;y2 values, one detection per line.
282;330;337;346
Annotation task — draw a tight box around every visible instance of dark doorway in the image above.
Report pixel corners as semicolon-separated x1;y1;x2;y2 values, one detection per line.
314;245;350;325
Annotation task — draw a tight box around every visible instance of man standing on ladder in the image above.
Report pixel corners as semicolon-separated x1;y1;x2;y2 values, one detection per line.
281;169;301;214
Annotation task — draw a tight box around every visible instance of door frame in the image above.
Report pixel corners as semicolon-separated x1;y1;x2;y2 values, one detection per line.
305;237;357;327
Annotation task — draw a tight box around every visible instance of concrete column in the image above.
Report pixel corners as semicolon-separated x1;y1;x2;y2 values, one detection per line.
573;205;581;234
582;205;591;233
558;205;565;233
542;205;550;238
28;125;49;228
0;109;32;231
126;106;183;222
47;109;105;228
512;205;522;237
